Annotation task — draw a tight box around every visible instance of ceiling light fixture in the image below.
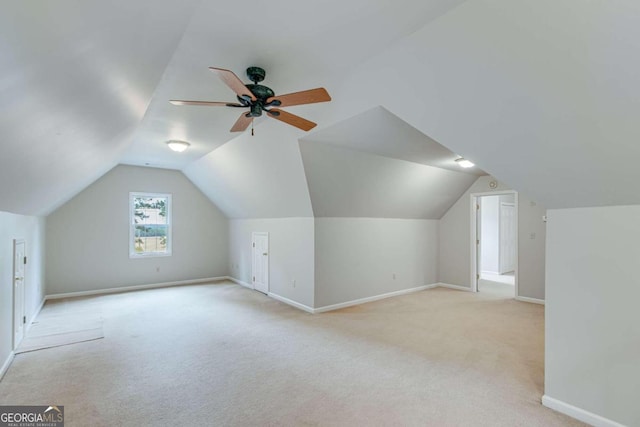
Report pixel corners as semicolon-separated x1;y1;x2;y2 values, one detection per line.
167;140;190;152
455;158;474;168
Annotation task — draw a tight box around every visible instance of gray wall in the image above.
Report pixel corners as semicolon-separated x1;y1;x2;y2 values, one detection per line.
518;197;547;300
545;206;640;426
438;176;546;300
46;165;228;294
228;218;314;308
314;218;438;308
0;212;45;368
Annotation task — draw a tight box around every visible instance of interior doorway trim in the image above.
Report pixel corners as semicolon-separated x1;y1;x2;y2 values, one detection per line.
13;238;26;350
470;191;519;296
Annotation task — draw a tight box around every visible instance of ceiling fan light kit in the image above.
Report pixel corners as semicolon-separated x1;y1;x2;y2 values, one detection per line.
170;66;331;133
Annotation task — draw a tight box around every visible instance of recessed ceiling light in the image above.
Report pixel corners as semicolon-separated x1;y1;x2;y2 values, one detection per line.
455;158;474;168
167;140;190;152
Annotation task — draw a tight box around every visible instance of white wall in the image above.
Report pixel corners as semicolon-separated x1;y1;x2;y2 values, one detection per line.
46;165;228;294
314;218;438;308
0;212;45;368
545;206;640;426
438;176;546;300
229;218;314;308
183;121;314;219
518;197;547;300
480;195;500;273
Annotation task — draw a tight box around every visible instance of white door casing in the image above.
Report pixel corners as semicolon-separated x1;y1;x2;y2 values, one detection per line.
13;239;26;349
470;191;519;296
252;232;269;294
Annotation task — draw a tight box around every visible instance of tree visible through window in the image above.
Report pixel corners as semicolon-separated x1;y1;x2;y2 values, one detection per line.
130;192;172;257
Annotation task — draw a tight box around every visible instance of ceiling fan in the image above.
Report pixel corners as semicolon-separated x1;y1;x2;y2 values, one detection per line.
170;66;331;133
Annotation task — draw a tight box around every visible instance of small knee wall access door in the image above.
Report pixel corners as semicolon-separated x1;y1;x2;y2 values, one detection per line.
252;232;269;294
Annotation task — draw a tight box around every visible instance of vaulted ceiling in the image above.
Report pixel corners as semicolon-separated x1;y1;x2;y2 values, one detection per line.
2;0;639;217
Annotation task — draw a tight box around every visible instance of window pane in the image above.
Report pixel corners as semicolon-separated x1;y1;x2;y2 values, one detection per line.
130;193;170;257
133;225;168;253
133;197;168;225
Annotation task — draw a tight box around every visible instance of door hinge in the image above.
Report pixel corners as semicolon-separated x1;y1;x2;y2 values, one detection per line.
477;274;480;280
476;204;480;210
23;256;27;264
476;239;480;245
252;243;255;248
23;316;26;324
253;276;255;282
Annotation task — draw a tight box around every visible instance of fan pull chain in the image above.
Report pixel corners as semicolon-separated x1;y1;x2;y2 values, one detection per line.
251;119;254;136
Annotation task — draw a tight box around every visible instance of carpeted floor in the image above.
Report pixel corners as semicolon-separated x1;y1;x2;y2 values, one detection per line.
15;302;104;354
0;281;584;426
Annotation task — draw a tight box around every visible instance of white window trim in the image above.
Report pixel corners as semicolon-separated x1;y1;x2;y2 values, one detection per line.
129;192;172;258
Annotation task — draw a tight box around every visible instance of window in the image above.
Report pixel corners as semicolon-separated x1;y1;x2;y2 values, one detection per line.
129;192;172;257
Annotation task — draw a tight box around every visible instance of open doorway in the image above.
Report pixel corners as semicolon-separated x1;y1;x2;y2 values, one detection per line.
471;192;518;297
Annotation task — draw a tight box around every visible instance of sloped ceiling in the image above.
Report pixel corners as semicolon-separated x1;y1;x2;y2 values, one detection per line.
3;0;640;217
299;107;479;218
300;142;478;219
119;0;468;170
328;0;640;209
182;120;313;219
301;106;484;176
0;0;200;215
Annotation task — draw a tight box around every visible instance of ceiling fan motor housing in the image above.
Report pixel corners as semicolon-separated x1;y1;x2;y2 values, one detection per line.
240;67;277;117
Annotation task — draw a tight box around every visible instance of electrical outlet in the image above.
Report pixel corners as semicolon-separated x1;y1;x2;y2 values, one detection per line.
392;273;396;280
530;232;536;240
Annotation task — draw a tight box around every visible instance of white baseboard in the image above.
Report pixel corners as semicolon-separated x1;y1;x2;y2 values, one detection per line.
516;296;545;305
226;276;254;290
268;292;314;314
46;276;228;300
542;395;624;427
0;352;15;381
437;283;473;292
313;284;439;313
226;277;313;313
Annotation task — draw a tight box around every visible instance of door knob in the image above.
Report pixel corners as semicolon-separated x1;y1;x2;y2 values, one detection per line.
263;252;268;256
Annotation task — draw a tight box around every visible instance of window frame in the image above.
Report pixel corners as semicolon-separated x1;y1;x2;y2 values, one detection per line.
129;192;172;258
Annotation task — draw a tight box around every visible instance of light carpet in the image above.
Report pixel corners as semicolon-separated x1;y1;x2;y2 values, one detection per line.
0;281;584;426
15;301;104;354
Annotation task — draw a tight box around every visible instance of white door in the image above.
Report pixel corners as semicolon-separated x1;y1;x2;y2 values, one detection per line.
13;239;26;349
252;232;269;294
499;203;516;273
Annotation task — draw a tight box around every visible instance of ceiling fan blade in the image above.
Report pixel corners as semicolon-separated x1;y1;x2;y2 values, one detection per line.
267;88;331;108
170;100;243;107
209;67;256;101
230;113;253;132
267;109;317;131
